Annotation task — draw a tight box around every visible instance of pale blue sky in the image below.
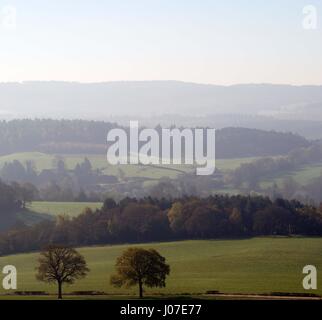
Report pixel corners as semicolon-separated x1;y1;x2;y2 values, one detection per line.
0;0;321;84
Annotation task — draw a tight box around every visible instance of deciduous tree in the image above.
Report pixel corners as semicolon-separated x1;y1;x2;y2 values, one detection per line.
36;245;89;299
110;248;170;298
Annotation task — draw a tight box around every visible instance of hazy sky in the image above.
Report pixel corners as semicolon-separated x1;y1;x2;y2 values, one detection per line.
0;0;321;85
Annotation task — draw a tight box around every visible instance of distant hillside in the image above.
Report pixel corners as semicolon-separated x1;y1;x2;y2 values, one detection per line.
0;119;310;158
0;81;322;120
0;180;52;232
216;128;310;158
125;114;322;140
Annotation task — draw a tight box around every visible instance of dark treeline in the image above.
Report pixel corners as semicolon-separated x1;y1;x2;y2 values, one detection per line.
1;195;322;256
265;174;322;205
0;119;310;158
0;180;38;230
216;127;310;158
0;119;118;155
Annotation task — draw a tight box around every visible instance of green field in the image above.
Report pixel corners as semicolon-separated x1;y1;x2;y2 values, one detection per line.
0;152;259;178
0;152;192;179
0;152;107;172
2;151;322;196
260;162;322;188
0;238;321;297
2;152;322;184
28;201;102;218
216;157;261;171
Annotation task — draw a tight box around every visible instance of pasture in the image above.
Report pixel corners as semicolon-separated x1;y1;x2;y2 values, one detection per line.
28;201;102;218
0;238;321;297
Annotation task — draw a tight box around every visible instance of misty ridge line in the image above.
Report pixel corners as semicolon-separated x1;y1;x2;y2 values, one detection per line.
1;81;322;120
1;81;322;140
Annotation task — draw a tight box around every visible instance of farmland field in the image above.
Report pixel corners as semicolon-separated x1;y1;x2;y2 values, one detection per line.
28;201;102;218
2;152;322;196
0;152;109;172
0;152;260;176
0;152;192;179
0;238;321;297
2;152;320;183
260;162;322;188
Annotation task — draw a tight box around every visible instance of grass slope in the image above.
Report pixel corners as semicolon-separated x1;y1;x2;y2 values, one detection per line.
0;152;192;178
28;202;102;218
0;203;100;229
3;152;322;196
0;152;258;177
260;162;322;188
0;238;321;296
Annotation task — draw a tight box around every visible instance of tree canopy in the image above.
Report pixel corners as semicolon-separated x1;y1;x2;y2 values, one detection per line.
36;245;89;299
110;248;170;298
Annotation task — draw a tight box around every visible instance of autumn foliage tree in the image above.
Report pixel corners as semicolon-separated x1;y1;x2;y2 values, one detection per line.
110;248;170;298
36;245;89;299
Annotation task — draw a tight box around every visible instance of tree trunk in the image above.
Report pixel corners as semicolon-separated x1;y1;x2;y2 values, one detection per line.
58;281;63;299
139;280;143;299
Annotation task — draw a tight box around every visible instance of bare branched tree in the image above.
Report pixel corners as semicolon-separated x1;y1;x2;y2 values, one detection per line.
36;245;89;299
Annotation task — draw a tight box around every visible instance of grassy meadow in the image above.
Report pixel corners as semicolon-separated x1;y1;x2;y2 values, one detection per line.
28;201;102;218
260;162;322;189
0;152;259;178
1;152;321;187
0;238;321;297
0;152;192;179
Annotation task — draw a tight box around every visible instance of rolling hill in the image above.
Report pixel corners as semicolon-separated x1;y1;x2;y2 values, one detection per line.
0;119;310;158
1;81;322;120
0;238;321;297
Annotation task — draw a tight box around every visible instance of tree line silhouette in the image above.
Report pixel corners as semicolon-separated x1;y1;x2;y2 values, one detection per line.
0;119;309;158
1;194;322;256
